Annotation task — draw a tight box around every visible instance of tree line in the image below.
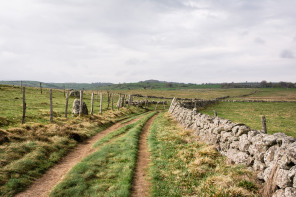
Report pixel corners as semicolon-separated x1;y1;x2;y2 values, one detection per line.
221;81;296;88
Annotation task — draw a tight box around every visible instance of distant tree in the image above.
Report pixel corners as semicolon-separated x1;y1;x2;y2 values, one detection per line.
260;80;267;88
167;83;173;88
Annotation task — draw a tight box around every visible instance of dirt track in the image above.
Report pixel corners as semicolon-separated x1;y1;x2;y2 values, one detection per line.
131;114;158;197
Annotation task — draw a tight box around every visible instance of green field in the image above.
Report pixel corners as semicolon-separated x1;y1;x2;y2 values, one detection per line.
0;85;159;129
200;102;296;138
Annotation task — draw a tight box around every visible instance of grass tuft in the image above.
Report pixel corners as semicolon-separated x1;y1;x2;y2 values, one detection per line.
148;112;261;196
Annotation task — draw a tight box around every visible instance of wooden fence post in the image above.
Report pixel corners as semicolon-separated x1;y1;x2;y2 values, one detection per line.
21;81;23;92
213;110;217;117
65;90;69;118
111;93;114;110
97;90;99;102
107;92;110;109
91;92;94;115
100;92;103;114
122;94;125;107
117;94;121;110
40;82;42;94
50;89;53;122
22;87;26;124
79;90;83;116
64;85;66;97
261;116;267;133
128;95;131;107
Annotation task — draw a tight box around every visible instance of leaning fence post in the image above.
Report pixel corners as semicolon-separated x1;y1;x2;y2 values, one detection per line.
40;82;42;94
111;93;114;110
100;92;103;114
79;90;83;116
65;90;69;118
63;85;66;97
107;91;110;109
122;94;125;107
118;94;121;110
50;89;53;122
261;116;267;133
128;95;131;107
91;92;94;115
22;87;26;124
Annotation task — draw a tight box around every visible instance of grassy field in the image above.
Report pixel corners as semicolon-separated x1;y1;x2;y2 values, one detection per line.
239;88;296;101
112;88;257;100
50;112;156;197
200;102;296;138
0;85;159;129
148;113;260;196
0;85;110;128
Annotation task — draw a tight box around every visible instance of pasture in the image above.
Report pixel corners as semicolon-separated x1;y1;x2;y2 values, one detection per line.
0;84;295;196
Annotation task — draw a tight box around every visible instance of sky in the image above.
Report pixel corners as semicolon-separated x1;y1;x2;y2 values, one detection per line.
0;0;295;84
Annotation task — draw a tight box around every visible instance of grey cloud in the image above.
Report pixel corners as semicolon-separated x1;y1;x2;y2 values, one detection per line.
254;37;265;45
0;0;296;83
281;50;294;59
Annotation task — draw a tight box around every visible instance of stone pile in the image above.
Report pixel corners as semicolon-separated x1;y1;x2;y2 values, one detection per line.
169;98;296;196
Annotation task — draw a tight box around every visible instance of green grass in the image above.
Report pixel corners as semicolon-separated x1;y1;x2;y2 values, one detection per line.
50;112;157;197
114;88;257;100
148;112;260;196
92;114;149;148
200;102;296;138
0;107;146;197
239;88;296;101
0;84;143;129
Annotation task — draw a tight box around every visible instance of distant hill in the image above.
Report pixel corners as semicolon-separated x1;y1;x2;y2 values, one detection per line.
2;80;292;90
0;81;112;90
96;80;221;90
0;80;221;90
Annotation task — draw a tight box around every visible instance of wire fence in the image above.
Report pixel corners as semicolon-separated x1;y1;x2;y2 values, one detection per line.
0;85;171;127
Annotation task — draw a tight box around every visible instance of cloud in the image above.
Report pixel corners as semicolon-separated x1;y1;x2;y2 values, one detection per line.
0;0;296;83
281;50;294;59
254;37;265;45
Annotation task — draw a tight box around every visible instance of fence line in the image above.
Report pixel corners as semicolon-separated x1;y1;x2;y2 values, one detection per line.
1;86;172;126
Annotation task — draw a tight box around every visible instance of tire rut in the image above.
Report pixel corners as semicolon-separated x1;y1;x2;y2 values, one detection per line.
131;113;158;197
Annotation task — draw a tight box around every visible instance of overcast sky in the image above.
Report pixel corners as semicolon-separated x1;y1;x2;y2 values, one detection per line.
0;0;295;83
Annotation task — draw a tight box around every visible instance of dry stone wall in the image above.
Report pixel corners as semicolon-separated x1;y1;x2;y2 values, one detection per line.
169;98;296;196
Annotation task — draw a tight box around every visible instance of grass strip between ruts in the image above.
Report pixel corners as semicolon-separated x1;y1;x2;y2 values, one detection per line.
50;111;157;197
148;112;260;197
92;112;152;148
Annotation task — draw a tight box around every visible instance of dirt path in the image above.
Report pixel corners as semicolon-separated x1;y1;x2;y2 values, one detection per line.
16;116;144;197
131;113;158;197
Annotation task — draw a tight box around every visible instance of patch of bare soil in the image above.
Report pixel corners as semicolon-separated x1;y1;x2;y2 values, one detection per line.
131;114;158;197
16;116;143;197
